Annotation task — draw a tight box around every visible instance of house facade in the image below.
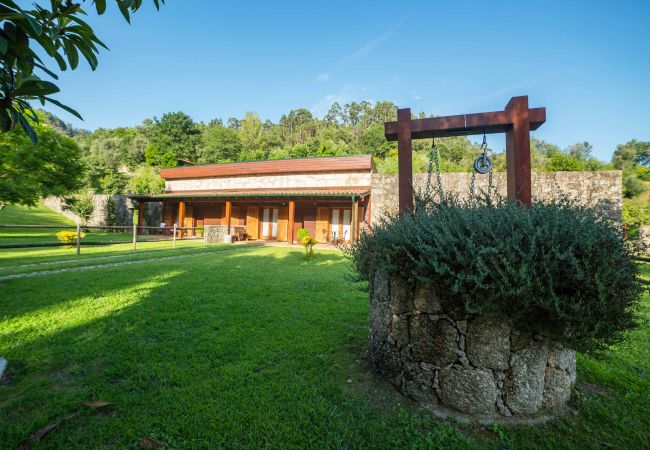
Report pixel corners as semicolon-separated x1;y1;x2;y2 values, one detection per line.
129;155;374;244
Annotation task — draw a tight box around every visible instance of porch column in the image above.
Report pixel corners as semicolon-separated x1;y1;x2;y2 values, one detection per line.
137;201;144;235
351;196;359;241
288;199;295;244
177;201;185;238
225;200;232;233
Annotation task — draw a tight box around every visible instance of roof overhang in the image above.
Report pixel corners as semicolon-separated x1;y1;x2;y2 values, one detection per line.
129;186;372;201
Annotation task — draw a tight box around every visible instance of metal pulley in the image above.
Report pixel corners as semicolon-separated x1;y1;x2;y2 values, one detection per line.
473;153;493;174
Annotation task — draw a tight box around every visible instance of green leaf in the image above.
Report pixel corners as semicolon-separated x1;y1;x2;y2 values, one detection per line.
16;77;60;96
0;108;12;132
63;40;79;69
43;97;83;121
15;111;38;143
94;0;107;14
0;36;7;54
117;1;131;23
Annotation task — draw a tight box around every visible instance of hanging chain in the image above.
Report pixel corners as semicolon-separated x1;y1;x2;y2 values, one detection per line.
425;138;444;203
433;138;444;202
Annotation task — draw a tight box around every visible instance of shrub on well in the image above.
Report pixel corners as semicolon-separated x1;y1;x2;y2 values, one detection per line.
348;196;645;354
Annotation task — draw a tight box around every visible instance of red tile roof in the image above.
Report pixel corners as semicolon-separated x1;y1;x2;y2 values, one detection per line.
129;186;371;200
159;155;374;180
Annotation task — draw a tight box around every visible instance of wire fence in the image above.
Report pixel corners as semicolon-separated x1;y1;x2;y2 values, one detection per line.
0;224;210;254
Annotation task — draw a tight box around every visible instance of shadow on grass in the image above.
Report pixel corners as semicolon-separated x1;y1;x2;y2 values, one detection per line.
2;247;446;449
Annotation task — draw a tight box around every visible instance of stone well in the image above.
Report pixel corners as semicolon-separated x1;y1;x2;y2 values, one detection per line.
368;271;576;419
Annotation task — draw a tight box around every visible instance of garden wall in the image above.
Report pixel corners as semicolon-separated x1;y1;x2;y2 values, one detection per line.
370;171;622;222
43;195;162;227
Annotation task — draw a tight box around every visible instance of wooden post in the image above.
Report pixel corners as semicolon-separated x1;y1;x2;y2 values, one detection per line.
288;200;295;244
351;197;359;241
505;96;532;207
173;224;177;247
132;222;137;251
76;223;81;256
397;108;413;215
224;200;232;234
138;201;144;235
177;201;185;238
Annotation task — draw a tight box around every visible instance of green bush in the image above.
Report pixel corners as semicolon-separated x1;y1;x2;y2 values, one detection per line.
297;228;310;241
348;196;644;354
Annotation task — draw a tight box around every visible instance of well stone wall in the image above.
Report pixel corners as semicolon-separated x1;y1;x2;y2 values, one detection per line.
370;171;622;223
369;271;576;419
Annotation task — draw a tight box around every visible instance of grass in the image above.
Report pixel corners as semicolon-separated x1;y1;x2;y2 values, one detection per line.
0;203;173;246
0;243;648;448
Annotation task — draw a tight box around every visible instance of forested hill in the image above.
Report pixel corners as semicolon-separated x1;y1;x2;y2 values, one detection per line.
38;100;621;194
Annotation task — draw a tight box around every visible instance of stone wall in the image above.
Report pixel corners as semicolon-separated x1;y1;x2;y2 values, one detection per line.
43;196;162;227
370;171;622;222
166;171;373;192
369;271;576;420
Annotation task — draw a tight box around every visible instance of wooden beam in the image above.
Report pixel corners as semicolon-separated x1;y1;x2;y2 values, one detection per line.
385;107;546;140
351;197;359;241
177;201;185;238
225;200;232;233
288;200;295;244
397;108;413;215
505;96;532;207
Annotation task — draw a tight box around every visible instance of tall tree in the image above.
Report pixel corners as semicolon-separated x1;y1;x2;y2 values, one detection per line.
0;118;83;208
146;112;201;162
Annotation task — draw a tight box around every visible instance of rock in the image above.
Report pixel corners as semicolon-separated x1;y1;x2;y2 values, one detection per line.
390;275;412;314
496;397;512;416
543;367;572;410
389;315;408;348
414;286;442;313
369;300;391;346
373;271;390;303
410;315;459;366
439;366;498;416
370;343;403;386
465;316;510;370
548;347;577;384
456;320;468;334
403;363;438;403
505;341;549;414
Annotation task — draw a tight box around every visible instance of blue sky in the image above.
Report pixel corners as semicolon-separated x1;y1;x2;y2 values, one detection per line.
48;0;650;161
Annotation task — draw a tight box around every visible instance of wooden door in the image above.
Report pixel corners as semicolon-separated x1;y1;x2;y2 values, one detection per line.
315;207;330;243
246;206;259;240
277;207;288;242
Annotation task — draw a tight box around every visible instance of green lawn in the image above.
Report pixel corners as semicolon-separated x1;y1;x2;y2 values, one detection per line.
0;246;648;449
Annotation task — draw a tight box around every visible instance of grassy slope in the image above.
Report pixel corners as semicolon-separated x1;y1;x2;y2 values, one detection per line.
0;203;171;246
0;248;648;449
0;204;74;226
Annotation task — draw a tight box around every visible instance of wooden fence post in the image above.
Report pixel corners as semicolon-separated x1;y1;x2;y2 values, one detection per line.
173;224;177;248
132;223;137;251
76;223;81;256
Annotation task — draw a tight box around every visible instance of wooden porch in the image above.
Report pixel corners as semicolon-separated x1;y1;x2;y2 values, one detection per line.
130;188;372;245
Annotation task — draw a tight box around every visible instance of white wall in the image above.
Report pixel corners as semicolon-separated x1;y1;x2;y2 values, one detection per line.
166;171;373;192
